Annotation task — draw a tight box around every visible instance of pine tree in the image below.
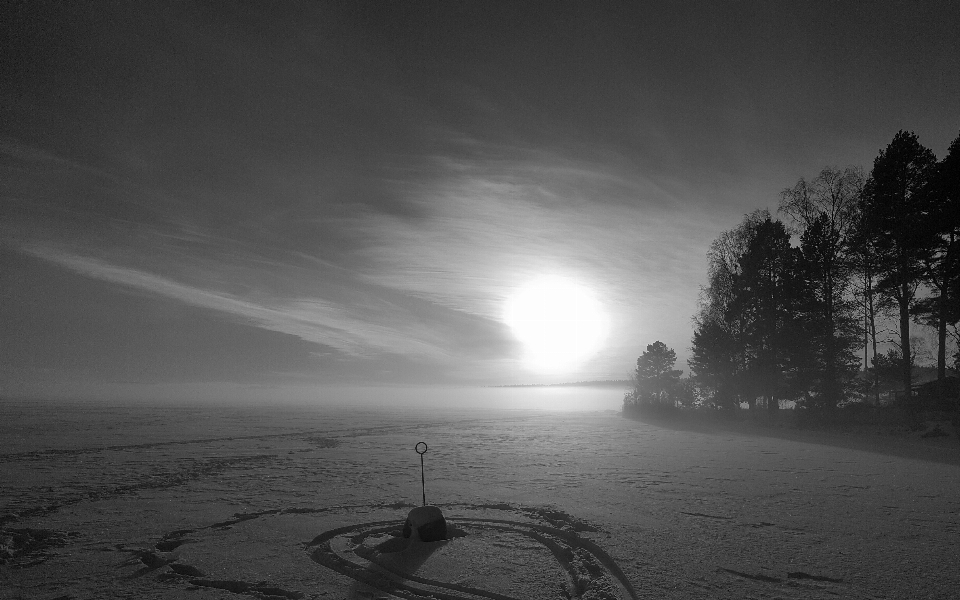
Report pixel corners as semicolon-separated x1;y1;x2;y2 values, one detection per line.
691;211;770;409
796;215;861;410
915;131;960;394
631;341;683;409
729;217;807;412
691;211;812;412
862;131;938;396
779;167;863;410
689;319;739;409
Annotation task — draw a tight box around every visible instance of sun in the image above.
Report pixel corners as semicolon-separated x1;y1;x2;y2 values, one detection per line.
504;276;608;373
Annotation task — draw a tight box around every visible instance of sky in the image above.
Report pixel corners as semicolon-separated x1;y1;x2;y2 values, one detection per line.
2;2;959;400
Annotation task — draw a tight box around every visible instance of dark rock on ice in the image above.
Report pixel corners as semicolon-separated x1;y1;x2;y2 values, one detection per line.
402;505;447;542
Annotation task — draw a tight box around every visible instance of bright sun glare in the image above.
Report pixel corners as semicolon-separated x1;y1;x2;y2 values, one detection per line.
504;276;609;373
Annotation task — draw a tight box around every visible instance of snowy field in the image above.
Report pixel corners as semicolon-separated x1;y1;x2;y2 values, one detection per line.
1;389;958;599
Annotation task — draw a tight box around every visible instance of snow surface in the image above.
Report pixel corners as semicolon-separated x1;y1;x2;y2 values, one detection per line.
1;395;958;599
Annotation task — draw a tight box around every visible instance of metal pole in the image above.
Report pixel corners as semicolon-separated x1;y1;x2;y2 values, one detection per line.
415;442;428;506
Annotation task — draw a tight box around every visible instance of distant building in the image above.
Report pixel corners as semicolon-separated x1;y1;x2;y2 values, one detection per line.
899;376;960;411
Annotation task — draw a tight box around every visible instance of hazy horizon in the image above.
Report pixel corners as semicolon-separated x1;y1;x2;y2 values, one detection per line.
0;382;630;413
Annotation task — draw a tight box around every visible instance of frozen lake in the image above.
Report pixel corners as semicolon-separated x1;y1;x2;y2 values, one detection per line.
1;391;958;599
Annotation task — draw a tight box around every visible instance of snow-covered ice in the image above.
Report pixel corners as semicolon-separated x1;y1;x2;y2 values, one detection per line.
1;394;958;599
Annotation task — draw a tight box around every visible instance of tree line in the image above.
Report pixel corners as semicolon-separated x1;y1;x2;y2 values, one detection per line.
625;130;959;416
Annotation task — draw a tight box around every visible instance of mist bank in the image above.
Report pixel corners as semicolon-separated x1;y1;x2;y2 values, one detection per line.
1;383;628;411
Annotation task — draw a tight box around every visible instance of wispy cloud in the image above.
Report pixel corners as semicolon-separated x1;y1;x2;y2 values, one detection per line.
338;146;717;373
4;120;721;384
20;244;485;364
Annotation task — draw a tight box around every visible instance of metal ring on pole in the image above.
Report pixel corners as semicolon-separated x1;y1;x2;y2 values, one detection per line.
415;442;428;455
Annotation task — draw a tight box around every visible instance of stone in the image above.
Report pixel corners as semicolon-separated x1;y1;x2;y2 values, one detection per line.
402;506;447;542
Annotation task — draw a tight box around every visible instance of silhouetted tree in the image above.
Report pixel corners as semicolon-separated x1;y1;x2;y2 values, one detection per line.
791;215;861;409
862;131;938;396
630;341;683;409
851;203;886;404
780;167;864;410
730;216;810;412
689;319;740;409
691;211;813;412
914;131;960;392
691;211;771;409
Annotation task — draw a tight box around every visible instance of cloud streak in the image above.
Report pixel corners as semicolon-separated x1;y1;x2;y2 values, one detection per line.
5;126;737;385
19;244;492;366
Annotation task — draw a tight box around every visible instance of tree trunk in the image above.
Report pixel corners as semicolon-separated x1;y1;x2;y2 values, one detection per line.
935;230;954;407
863;289;869;376
869;289;879;404
937;277;948;408
824;270;835;410
863;259;880;404
938;292;947;380
899;282;912;398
